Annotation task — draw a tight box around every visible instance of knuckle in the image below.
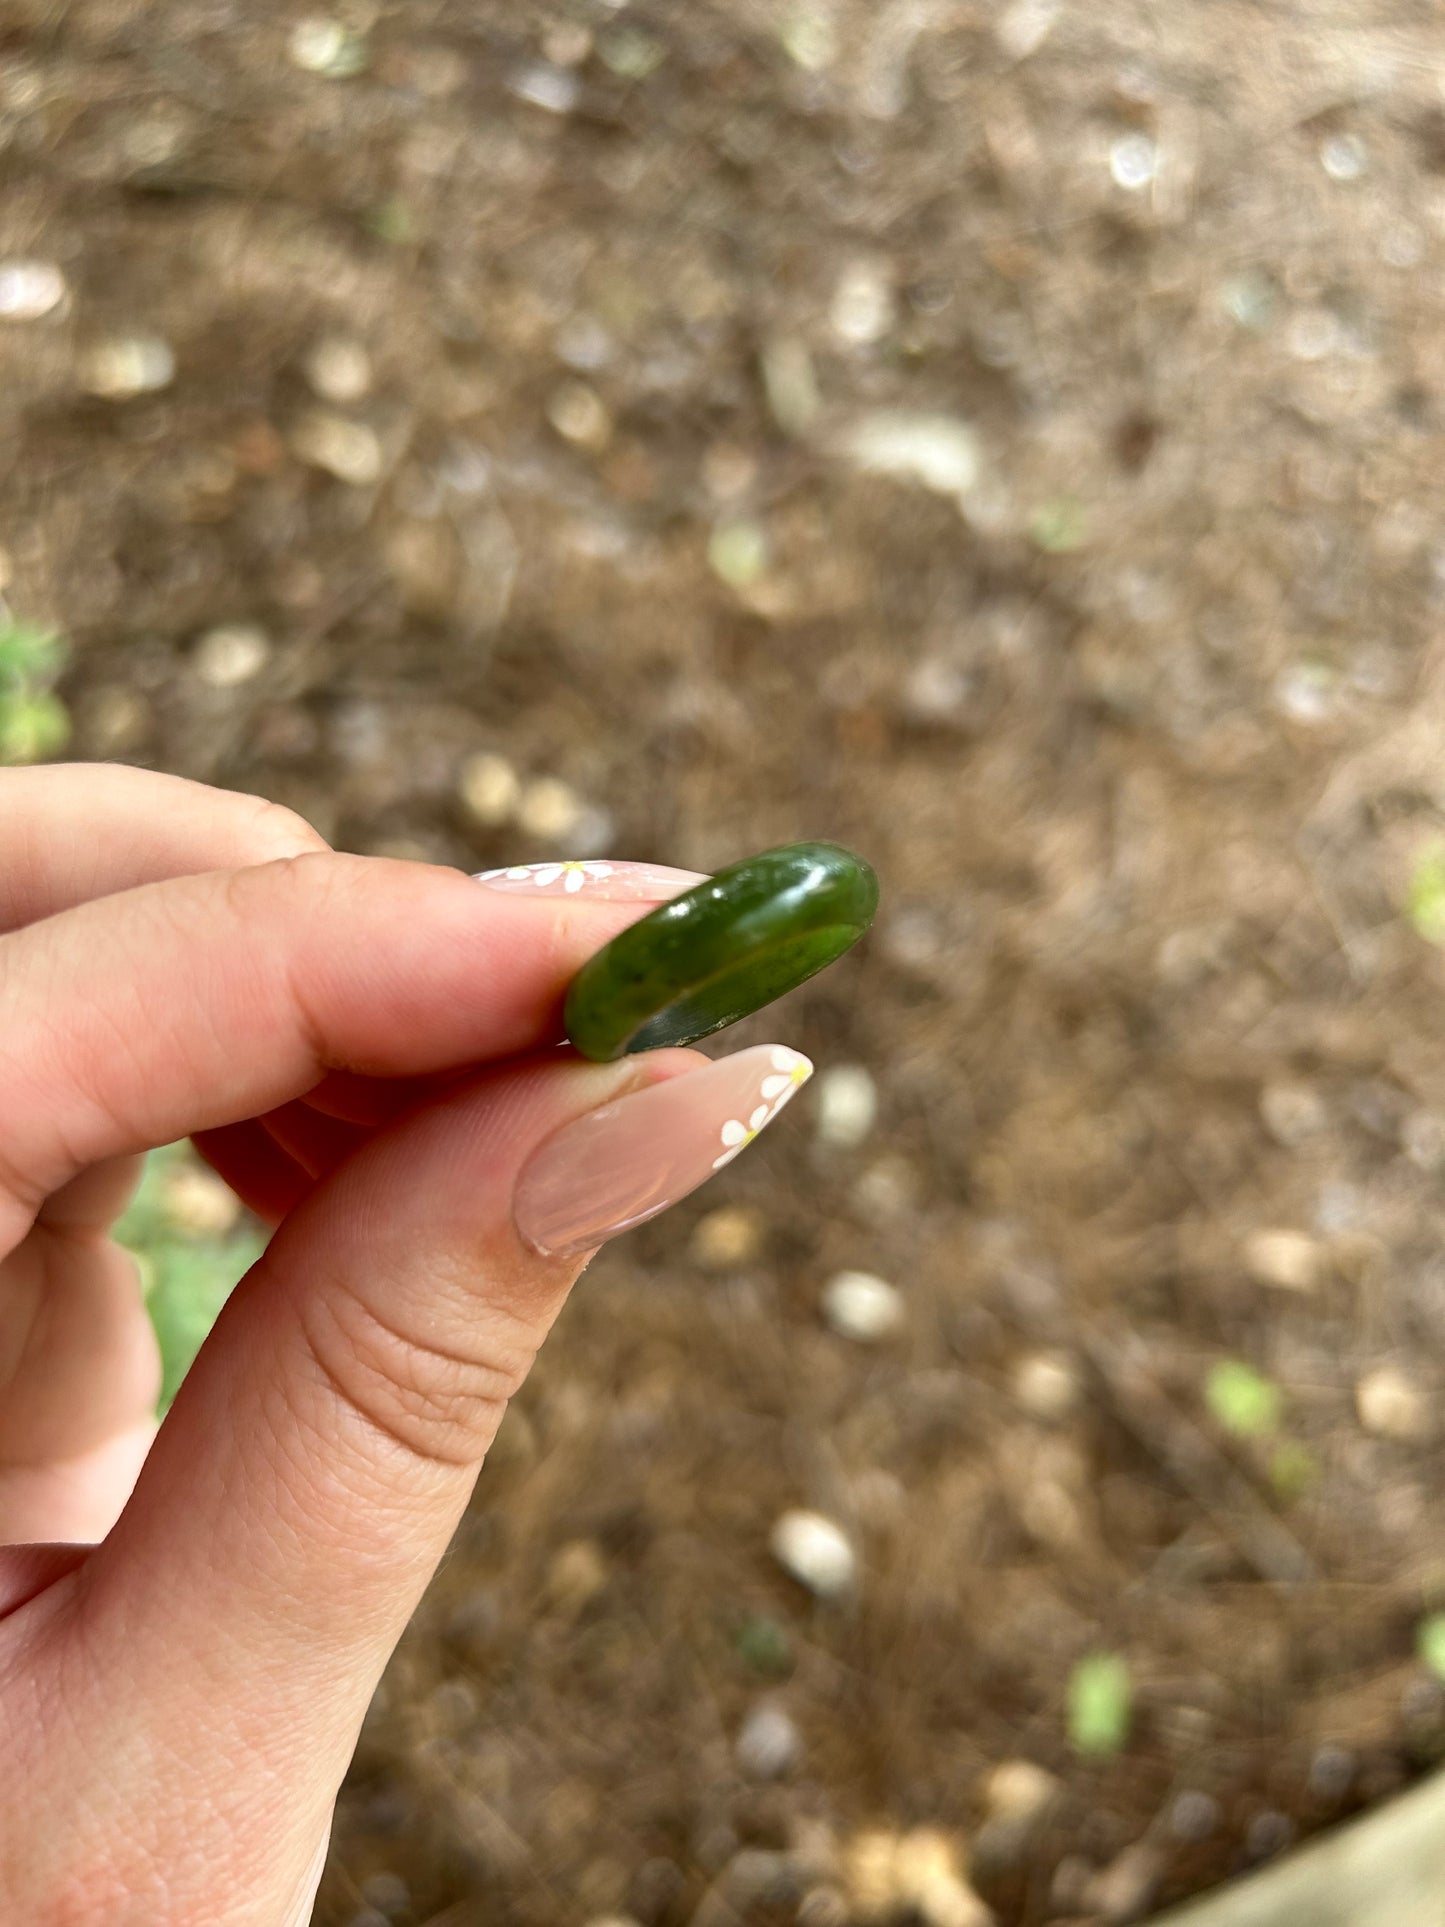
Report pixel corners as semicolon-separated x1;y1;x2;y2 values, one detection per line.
300;1281;537;1471
218;845;337;924
233;792;328;862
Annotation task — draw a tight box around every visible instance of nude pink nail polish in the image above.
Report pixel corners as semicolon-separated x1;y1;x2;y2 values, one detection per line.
513;1045;814;1257
475;860;708;901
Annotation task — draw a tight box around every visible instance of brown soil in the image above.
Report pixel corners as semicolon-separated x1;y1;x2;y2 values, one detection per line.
6;2;1445;1923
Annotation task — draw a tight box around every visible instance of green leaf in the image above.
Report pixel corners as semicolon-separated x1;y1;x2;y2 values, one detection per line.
1030;498;1088;554
1418;1614;1445;1682
1068;1652;1132;1757
708;520;769;589
0;621;65;683
1206;1359;1282;1439
113;1141;190;1250
116;1143;267;1411
0;691;71;764
736;1614;793;1677
145;1234;264;1410
1409;844;1445;947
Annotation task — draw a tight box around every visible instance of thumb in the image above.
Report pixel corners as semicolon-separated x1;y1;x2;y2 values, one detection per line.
18;1039;810;1917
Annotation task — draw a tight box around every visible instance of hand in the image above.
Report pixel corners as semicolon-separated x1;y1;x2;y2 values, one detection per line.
0;765;811;1924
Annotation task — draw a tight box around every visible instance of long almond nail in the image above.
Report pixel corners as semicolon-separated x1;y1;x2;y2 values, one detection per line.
514;1044;813;1257
475;860;708;900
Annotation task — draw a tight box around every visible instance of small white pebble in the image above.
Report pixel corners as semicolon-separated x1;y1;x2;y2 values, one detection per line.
1243;1229;1322;1292
1274;661;1335;723
903;655;973;724
830;260;895;346
983;1758;1061;1821
547;380;612;449
821;1270;904;1343
0;260;66;321
1286;308;1342;362
994;0;1059;60
1320;134;1367;182
508;63;580;114
81;334;175;398
289;17;368;76
516;774;585;841
847;1829;991;1927
761;336;821;438
1356;1364;1431;1441
780;10;837;71
292;411;383;486
735;1701;802;1779
1109;133;1157;191
814;1064;878;1149
1221;271;1275;331
303;336;372;404
770;1510;856;1599
841;412;980;508
1012;1351;1081;1421
192;623;270;689
458;751;522;826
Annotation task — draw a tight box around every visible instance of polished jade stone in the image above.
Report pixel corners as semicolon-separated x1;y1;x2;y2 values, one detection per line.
564;842;879;1062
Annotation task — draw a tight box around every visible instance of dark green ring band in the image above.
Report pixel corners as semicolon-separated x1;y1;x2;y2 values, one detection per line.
564;841;879;1062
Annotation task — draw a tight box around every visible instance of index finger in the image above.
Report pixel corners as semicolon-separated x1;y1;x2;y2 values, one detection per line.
0;763;328;932
0;852;697;1236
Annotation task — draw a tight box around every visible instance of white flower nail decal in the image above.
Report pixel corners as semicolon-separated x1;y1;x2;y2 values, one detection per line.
477;860;615;893
712;1048;815;1169
760;1045;813;1101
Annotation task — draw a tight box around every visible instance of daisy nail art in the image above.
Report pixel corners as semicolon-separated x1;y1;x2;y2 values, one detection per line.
714;1046;814;1168
475;860;709;901
514;1043;816;1258
478;860;615;894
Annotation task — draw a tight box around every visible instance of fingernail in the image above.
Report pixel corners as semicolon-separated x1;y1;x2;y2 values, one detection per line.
514;1044;813;1257
475;860;708;901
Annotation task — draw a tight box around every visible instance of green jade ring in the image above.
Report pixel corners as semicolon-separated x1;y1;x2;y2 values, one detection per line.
564;841;879;1062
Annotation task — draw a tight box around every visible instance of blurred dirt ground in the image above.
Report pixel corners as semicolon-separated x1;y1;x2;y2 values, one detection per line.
7;1;1445;1922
